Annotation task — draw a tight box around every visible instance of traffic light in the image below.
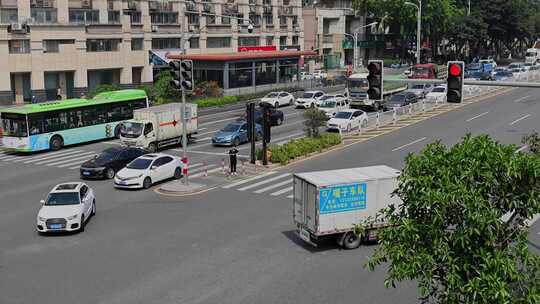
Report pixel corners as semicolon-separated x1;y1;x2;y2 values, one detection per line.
180;60;194;91
446;61;464;103
246;102;255;142
367;60;383;101
169;60;181;90
262;105;271;143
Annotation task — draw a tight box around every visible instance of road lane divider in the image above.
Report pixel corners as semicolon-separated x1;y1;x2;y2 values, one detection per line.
514;96;530;103
391;137;427;152
509;114;531;126
466;111;490;122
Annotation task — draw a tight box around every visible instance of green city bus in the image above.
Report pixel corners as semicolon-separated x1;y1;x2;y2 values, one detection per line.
0;89;148;152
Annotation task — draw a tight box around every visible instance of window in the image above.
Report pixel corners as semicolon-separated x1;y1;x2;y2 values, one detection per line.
280;36;287;46
131;38;144;51
207;37;230;48
292;16;298;26
255;61;277;85
265;36;273;46
249;14;260;26
151;38;181;49
69;9;99;24
9;40;30;54
239;37;259;47
228;62;253;88
144;123;153;135
222;15;230;25
150;12;178;24
1;9;18;24
264;14;273;26
206;15;216;25
187;13;199;25
80;185;88;200
189;37;199;49
31;8;57;23
292;36;299;45
86;39;121;52
123;11;141;24
108;11;120;23
155;156;173;166
1;113;28;137
280;16;287;26
43;40;75;53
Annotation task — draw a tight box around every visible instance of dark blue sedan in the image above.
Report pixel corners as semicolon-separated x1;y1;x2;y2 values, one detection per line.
212;121;263;146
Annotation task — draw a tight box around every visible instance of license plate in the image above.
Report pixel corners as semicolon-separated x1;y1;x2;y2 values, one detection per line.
119;181;127;185
50;224;63;229
299;228;311;243
82;171;91;176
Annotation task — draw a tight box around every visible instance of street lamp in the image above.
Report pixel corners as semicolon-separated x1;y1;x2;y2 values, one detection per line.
405;0;421;64
344;22;378;70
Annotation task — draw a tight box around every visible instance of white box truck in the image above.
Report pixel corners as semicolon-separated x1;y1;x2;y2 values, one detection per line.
120;103;198;152
525;41;540;65
293;165;402;249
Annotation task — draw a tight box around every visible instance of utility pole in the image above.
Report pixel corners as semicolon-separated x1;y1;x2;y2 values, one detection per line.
405;1;421;64
180;10;188;185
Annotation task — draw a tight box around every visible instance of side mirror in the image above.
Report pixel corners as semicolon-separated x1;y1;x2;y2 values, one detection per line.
40;199;45;204
93;154;98;159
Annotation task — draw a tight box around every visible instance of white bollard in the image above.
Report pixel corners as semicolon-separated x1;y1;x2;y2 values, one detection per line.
221;158;225;174
422;101;425;112
204;163;208;177
392;108;397;125
376;112;380;129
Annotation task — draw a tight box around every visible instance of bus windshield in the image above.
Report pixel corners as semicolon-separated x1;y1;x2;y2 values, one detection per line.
1;113;27;137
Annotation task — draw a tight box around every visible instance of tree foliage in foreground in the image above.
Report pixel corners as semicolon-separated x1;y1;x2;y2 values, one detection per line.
362;135;540;303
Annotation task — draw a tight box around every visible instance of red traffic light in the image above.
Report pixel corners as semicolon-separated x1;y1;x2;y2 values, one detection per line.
368;62;381;74
449;63;462;77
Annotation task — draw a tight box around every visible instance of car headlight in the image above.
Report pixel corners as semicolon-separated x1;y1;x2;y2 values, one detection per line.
38;216;47;222
67;214;78;220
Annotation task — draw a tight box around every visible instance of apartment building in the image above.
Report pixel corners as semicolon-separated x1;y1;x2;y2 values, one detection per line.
0;0;304;105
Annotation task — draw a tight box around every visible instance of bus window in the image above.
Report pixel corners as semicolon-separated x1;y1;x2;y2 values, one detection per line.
1;113;28;137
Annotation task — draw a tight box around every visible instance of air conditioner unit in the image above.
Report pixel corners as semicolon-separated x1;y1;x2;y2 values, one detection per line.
81;0;92;9
10;23;23;31
151;25;158;32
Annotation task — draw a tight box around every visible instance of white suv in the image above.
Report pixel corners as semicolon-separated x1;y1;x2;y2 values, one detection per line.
36;182;96;233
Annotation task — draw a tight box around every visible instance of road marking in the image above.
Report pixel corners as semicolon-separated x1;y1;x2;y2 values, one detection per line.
516;145;529;153
270;186;293;196
46;154;96;167
198;127;208;131
12;149;75;162
196;129;220;136
199;117;238;126
392;137;427;152
23;150;85;163
190;167;221;178
35;151;95;165
514;95;530;103
510;114;531;126
0;155;24;161
466;111;489;122
222;171;277;189
238;173;291;191
189;164;217;174
254;179;292;193
197;137;212;141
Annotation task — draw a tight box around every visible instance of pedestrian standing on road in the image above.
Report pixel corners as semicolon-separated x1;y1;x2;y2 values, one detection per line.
228;147;238;175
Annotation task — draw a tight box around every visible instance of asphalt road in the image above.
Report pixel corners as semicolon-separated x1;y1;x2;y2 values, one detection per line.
1;86;539;304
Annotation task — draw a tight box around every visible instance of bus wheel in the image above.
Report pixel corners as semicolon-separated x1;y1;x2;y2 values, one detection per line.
50;136;64;151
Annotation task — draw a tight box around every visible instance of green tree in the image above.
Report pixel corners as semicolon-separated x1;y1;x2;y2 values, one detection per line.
87;83;122;98
523;132;540;155
303;108;327;137
363;135;540;303
151;70;179;104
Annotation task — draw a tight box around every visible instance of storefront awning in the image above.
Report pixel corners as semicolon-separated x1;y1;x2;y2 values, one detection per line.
166;50;318;62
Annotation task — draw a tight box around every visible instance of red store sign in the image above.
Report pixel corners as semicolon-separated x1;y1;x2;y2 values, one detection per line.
237;46;277;52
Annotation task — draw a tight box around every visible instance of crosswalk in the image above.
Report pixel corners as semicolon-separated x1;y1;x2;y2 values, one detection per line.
0;149;97;170
222;171;294;198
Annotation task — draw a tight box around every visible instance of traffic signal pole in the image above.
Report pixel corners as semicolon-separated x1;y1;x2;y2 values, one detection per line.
180;13;188;185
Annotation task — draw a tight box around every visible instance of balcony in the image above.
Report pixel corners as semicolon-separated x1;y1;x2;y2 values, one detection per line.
149;0;172;12
123;11;141;24
150;12;178;25
0;8;17;24
108;10;120;24
31;8;58;24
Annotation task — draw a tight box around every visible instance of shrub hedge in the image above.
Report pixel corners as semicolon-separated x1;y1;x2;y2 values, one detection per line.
194;96;238;107
268;134;341;165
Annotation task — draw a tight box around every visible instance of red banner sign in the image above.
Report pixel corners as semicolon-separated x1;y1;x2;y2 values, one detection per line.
237;46;277;52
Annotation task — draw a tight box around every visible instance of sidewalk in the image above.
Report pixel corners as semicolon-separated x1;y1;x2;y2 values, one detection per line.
156;160;272;196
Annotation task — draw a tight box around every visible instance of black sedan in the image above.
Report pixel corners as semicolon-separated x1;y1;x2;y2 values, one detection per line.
254;107;284;126
80;146;146;179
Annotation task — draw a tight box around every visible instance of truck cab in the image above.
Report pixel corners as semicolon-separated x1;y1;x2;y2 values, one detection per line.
409;63;437;79
120;120;155;148
525;48;540;64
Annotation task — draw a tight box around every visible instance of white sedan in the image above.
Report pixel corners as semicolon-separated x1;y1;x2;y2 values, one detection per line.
260;91;295;108
327;110;368;132
425;86;447;103
114;153;184;189
36;182;96;233
295;90;325;108
316;94;347;107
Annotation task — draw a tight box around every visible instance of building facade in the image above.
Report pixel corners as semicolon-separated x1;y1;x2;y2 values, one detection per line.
0;0;304;105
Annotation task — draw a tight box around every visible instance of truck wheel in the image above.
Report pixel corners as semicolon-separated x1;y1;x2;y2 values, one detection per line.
343;232;361;249
148;143;157;153
49;135;64;151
